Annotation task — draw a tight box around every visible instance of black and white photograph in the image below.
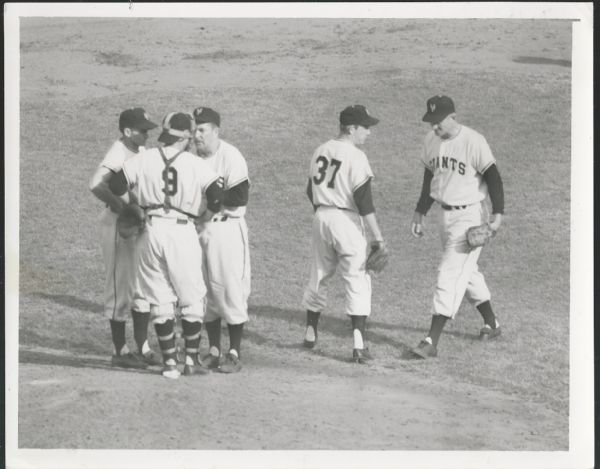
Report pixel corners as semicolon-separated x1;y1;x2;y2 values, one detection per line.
4;3;594;469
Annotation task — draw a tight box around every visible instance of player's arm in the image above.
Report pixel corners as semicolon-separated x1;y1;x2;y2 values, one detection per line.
306;178;318;212
89;166;125;213
482;163;504;231
223;179;249;207
199;178;225;222
107;170;129;197
353;179;384;242
411;168;434;238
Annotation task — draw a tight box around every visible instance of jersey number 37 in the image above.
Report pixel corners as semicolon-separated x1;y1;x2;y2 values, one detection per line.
313;156;342;189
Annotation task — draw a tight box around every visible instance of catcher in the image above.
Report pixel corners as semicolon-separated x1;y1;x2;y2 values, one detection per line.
409;95;504;359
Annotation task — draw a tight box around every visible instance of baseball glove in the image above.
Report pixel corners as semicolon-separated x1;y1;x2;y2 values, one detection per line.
117;203;146;239
366;240;389;273
466;223;494;248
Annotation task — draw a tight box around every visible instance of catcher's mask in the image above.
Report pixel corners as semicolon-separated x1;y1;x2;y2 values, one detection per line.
158;112;194;145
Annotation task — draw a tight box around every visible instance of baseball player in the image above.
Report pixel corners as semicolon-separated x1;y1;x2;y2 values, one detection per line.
108;112;223;379
89;107;161;369
192;107;251;374
410;95;505;358
301;105;386;364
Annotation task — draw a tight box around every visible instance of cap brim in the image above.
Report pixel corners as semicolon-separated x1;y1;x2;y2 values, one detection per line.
138;120;158;130
158;131;180;145
364;116;380;127
422;112;449;124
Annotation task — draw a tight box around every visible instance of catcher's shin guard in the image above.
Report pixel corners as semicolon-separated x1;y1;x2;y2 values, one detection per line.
182;320;202;357
154;319;177;364
181;320;209;376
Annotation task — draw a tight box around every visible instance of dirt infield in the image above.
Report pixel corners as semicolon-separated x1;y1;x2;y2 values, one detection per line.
9;8;591;467
19;344;565;450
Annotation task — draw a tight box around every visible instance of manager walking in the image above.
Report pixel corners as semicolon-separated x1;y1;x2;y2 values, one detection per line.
410;95;505;359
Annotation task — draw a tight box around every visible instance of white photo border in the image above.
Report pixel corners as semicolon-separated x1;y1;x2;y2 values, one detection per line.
4;3;594;469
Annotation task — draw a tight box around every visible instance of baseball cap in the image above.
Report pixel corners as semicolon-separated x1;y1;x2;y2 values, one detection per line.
422;95;455;124
119;107;158;132
339;105;380;128
193;107;221;127
158;112;194;145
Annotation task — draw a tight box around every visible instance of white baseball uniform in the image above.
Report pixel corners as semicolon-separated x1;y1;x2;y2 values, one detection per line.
198;140;251;325
302;139;373;317
122;145;220;322
97;139;149;321
421;125;494;318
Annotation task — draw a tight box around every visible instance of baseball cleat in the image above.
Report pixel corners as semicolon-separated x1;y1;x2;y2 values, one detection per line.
182;363;209;376
411;340;438;359
111;352;148;369
352;347;373;364
479;325;502;341
303;339;316;349
161;363;181;379
219;353;242;373
200;353;221;370
138;350;163;367
303;327;318;349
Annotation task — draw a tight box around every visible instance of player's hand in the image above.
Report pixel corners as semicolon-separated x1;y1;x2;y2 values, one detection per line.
488;213;502;233
411;212;424;238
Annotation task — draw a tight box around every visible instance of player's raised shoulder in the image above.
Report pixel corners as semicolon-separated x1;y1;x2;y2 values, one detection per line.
221;139;245;161
460;124;486;141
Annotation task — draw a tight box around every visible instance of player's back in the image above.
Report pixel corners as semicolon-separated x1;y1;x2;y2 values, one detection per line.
126;147;218;217
309;139;372;212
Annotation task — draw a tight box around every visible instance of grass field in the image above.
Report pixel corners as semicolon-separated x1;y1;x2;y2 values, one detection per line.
7;9;593;468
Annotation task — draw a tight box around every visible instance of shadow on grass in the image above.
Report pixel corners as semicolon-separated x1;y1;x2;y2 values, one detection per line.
513;56;571;67
248;304;479;345
19;329;109;355
242;328;357;364
31;292;104;314
247;305;425;360
19;349;156;376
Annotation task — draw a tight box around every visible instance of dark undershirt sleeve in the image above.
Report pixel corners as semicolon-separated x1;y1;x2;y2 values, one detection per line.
415;168;435;215
108;170;128;196
224;180;249;207
306;178;318;212
353;178;375;216
482;164;505;214
205;179;224;213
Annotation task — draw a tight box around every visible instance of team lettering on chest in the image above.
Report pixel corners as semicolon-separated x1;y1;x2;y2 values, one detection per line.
429;155;466;175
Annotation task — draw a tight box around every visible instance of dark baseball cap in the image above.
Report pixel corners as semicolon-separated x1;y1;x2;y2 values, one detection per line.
193;107;221;127
158;112;194;145
422;95;456;124
339;105;380;128
119;107;158;132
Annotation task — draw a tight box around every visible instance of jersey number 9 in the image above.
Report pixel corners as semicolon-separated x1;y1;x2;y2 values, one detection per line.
313;156;342;189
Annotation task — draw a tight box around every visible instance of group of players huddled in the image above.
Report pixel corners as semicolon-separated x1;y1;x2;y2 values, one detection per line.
90;107;249;378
